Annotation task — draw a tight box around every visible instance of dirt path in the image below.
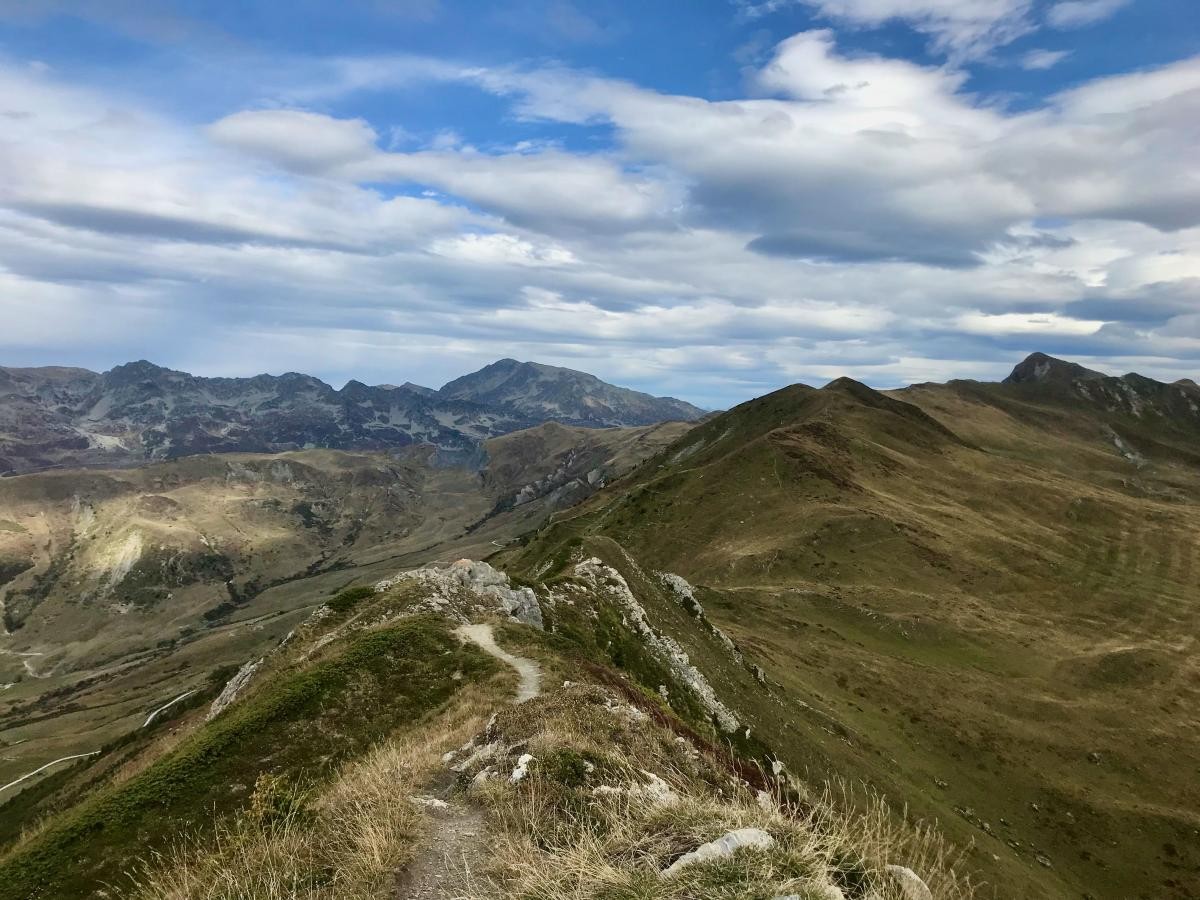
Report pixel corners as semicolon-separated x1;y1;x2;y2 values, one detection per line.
454;623;541;703
395;625;541;898
395;773;490;899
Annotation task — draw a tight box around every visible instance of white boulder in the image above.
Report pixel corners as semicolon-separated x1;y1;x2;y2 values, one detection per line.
661;827;775;877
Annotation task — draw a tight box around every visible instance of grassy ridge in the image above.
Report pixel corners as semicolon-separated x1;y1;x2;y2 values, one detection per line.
493;377;1200;899
0;616;495;900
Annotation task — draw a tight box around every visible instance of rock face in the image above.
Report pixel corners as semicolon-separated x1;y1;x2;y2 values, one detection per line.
439;358;704;427
0;359;704;475
1001;352;1200;427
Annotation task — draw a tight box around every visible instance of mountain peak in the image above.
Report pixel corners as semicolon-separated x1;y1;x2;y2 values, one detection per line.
106;359;173;378
440;359;704;427
1003;352;1106;385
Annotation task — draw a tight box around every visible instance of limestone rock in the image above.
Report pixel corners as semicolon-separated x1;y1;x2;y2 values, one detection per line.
885;864;934;900
661;827;775;877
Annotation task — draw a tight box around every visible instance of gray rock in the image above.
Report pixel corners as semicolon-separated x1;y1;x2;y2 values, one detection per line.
661;827;775;877
885;864;934;900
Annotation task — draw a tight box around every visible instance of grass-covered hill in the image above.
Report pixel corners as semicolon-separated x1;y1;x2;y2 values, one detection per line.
492;356;1200;900
0;557;970;900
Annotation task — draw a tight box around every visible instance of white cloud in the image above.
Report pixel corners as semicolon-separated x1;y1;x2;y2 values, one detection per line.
349;149;679;233
1046;0;1129;29
1;37;1199;407
1020;48;1071;70
208;109;379;172
427;232;577;266
955;310;1106;335
740;0;1035;59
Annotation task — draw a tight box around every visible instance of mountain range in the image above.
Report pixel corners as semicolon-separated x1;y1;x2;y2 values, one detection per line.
1;352;1198;900
0;358;704;475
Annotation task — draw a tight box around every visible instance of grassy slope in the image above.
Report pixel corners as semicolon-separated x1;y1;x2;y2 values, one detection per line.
0;612;497;900
0;422;688;796
494;378;1200;900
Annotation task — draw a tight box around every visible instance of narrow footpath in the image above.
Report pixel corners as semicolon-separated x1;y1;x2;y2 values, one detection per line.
395;623;542;899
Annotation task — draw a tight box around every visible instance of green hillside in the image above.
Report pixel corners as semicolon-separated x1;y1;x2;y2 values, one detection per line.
495;367;1200;899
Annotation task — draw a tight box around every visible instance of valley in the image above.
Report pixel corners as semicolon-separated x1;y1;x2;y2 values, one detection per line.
0;419;690;794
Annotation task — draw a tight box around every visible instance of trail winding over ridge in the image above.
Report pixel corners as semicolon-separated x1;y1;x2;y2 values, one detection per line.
454;623;541;703
396;625;542;898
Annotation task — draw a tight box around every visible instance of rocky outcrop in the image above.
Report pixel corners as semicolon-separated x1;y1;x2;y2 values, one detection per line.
377;559;543;627
882;865;934;900
661;827;775;877
571;558;740;732
206;657;263;721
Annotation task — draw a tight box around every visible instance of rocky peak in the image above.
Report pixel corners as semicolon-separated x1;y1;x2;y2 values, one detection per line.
439;359;704;427
996;353;1200;433
396;382;438;397
1003;352;1106;385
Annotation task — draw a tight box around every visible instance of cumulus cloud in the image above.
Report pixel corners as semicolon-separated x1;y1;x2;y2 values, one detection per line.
1;31;1198;406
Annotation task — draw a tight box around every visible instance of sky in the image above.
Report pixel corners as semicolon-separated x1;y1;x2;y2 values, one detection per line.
0;0;1197;408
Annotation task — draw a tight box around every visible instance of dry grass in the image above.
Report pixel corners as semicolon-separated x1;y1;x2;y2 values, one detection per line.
456;685;977;900
126;682;503;900
125;673;976;900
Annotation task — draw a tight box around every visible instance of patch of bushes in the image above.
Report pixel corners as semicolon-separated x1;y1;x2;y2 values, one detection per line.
326;585;375;615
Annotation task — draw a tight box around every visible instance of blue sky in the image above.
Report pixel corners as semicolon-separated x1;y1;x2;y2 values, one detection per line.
0;0;1197;407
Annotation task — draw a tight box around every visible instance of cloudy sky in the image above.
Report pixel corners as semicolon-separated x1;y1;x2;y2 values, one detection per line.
0;0;1197;407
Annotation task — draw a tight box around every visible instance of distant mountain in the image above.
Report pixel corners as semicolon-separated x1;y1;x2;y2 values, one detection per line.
996;352;1200;444
0;359;704;475
1003;351;1107;385
438;358;704;427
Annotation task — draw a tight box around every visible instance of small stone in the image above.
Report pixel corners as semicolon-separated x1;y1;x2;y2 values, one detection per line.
408;795;449;810
661;828;775;877
885;865;934;900
1036;855;1053;868
1087;751;1102;764
510;753;535;783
